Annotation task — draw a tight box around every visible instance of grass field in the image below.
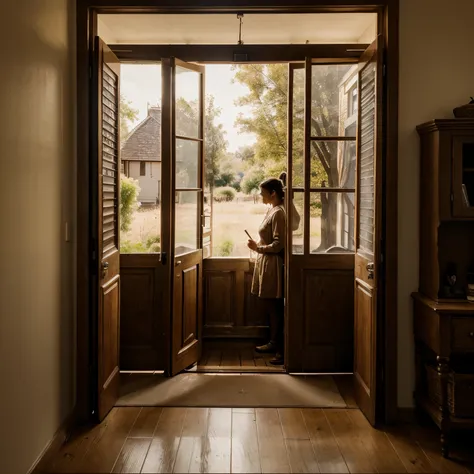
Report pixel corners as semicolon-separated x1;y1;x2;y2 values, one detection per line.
120;200;321;256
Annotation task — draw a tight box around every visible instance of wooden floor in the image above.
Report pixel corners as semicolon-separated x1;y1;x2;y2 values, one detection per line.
191;347;284;373
43;408;474;473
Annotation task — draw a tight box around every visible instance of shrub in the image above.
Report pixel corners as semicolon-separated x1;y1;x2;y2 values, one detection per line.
241;167;265;195
145;235;161;253
120;240;147;253
214;186;236;202
120;174;140;232
120;234;161;254
216;239;234;257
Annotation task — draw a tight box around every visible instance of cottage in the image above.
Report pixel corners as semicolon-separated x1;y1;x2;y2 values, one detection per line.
121;105;161;204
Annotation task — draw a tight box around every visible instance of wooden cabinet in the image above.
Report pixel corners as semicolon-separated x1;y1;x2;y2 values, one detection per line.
416;119;474;301
413;119;474;458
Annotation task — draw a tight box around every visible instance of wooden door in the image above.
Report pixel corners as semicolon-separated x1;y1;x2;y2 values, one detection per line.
353;36;384;426
286;61;357;373
92;37;121;420
162;58;205;376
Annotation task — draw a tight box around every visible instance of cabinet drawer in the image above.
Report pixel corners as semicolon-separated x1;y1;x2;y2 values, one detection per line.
452;318;474;352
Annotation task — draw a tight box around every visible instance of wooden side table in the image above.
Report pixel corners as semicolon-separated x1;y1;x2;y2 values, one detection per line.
412;292;474;458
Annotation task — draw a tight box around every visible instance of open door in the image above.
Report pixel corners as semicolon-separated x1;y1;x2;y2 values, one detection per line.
353;36;384;425
286;60;358;373
91;37;121;420
161;58;205;376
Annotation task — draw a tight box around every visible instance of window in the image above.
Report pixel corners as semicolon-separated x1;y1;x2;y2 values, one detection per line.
348;84;358;118
140;161;146;176
303;64;357;254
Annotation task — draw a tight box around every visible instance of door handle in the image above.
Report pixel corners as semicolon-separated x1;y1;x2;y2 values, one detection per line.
101;261;109;279
366;262;374;279
160;251;167;265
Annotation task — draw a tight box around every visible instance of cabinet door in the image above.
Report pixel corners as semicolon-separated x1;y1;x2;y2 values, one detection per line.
452;136;474;218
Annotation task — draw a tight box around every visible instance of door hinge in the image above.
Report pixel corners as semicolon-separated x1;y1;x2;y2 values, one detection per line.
451;193;454;202
89;65;92;79
383;64;386;77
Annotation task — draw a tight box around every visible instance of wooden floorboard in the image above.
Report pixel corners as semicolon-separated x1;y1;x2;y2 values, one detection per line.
42;407;474;474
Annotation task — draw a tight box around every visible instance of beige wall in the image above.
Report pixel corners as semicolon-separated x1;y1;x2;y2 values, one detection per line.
0;1;76;473
398;0;474;407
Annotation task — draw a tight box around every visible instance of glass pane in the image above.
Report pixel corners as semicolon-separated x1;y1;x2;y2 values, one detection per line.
176;65;200;139
292;67;305;188
311;64;356;138
310;192;355;253
119;63;162;254
176;138;199;188
462;143;474;205
291;192;304;254
310;140;356;188
175;191;198;256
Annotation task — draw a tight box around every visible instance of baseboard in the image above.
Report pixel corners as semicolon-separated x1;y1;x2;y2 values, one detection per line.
28;406;78;474
397;407;415;423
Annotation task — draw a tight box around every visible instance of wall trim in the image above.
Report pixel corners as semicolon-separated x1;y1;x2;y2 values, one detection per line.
29;408;78;474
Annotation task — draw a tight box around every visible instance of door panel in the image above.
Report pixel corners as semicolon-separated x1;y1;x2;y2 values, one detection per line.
93;37;121;420
353;36;384;426
202;259;267;338
172;251;203;372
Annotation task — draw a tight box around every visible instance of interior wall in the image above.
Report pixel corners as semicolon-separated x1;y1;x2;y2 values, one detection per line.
0;1;76;473
398;0;474;407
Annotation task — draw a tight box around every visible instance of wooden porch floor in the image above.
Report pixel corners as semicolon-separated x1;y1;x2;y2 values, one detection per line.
190;347;285;373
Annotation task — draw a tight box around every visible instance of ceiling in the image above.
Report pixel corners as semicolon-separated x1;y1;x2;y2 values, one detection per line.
98;13;377;45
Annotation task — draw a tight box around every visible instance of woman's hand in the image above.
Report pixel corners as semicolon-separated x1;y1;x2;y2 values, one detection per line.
247;239;258;251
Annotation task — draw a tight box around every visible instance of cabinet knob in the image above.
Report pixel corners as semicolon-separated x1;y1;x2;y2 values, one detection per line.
469;332;474;337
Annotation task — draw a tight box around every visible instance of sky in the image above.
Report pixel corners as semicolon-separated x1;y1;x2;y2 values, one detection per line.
120;63;256;152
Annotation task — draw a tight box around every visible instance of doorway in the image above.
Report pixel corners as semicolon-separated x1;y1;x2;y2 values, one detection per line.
116;55;362;376
78;2;400;426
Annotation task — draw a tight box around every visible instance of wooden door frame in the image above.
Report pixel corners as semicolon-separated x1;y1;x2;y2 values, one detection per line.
76;0;399;423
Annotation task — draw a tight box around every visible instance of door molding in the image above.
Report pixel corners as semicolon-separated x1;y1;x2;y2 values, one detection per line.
76;0;398;423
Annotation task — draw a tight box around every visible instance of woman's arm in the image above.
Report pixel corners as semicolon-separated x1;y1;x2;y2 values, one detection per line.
257;209;286;254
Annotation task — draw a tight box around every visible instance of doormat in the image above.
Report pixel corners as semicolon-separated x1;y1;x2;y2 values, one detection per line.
116;373;346;408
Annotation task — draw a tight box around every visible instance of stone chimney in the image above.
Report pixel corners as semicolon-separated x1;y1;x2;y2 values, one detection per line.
147;105;161;121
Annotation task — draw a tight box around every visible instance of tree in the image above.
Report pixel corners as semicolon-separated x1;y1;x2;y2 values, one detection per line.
241;166;265;196
175;94;228;191
235;145;256;165
232;63;355;250
120;95;139;143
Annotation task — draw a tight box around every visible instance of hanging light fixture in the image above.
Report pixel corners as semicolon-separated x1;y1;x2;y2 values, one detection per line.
237;13;244;45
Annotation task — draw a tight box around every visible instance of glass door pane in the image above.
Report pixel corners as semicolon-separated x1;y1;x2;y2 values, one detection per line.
173;60;204;257
119;63;162;254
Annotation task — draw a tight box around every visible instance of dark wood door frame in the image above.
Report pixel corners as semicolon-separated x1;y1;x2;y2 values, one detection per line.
76;0;398;424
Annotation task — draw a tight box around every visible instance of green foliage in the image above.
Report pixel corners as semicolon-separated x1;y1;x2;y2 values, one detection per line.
120;240;147;253
145;235;161;252
175;94;228;190
216;238;234;257
120;174;140;232
241;167;265;195
120;95;139;143
214;154;241;189
214;187;236;202
232;63;353;188
120;234;161;254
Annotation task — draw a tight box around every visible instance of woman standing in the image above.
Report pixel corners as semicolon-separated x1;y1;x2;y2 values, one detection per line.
247;178;286;365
